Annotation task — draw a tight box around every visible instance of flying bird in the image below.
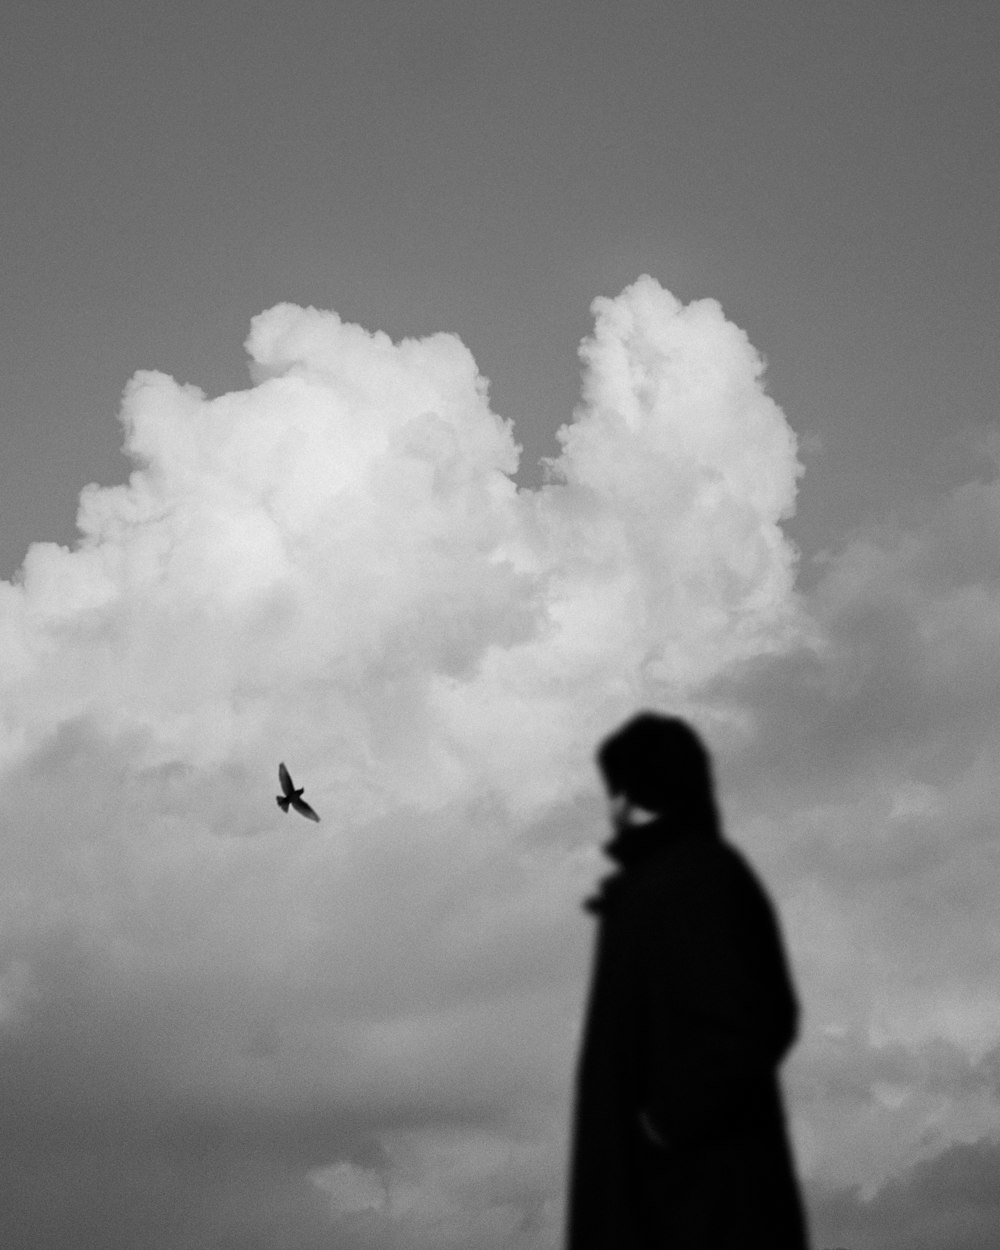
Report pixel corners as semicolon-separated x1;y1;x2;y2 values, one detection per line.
276;762;320;822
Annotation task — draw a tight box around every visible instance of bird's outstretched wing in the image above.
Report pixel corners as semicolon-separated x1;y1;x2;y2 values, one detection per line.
278;762;295;797
291;796;321;823
277;762;320;821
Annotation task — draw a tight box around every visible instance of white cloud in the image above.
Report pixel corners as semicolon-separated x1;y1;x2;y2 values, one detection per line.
5;275;1000;1246
5;273;1000;1247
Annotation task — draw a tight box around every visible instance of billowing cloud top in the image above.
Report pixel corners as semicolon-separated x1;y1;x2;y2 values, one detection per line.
2;276;805;817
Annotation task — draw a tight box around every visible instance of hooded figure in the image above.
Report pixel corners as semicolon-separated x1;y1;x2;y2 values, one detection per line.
566;713;810;1248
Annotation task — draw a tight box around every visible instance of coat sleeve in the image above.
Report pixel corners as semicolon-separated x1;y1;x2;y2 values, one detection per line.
637;844;799;1149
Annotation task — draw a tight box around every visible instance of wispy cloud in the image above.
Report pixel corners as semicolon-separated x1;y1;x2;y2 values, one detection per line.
708;449;1000;1242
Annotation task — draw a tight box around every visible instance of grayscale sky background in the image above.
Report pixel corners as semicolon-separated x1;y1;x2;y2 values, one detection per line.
1;3;998;1248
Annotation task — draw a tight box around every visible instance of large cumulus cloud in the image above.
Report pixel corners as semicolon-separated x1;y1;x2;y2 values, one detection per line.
9;274;999;1247
0;277;808;1247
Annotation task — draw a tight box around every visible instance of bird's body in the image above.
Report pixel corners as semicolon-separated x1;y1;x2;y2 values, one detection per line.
277;762;320;822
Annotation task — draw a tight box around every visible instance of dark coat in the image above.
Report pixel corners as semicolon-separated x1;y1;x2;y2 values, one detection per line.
566;820;810;1249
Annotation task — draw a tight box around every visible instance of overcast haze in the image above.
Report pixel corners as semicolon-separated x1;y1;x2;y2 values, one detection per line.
2;3;999;1247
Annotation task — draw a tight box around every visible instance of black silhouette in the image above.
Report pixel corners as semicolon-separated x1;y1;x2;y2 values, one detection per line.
276;762;320;822
566;713;809;1248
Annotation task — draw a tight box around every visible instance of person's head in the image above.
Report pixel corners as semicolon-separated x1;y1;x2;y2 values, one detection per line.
596;712;720;834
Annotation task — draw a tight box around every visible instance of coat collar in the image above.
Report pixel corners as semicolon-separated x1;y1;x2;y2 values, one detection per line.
604;816;671;867
584;817;716;913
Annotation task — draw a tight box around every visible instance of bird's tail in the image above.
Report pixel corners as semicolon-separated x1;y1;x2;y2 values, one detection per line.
276;796;291;813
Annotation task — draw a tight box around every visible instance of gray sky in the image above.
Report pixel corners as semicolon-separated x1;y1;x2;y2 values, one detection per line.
2;4;999;1248
3;1;997;577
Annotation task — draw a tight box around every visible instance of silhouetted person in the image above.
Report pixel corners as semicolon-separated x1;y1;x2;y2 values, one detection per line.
566;713;810;1248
